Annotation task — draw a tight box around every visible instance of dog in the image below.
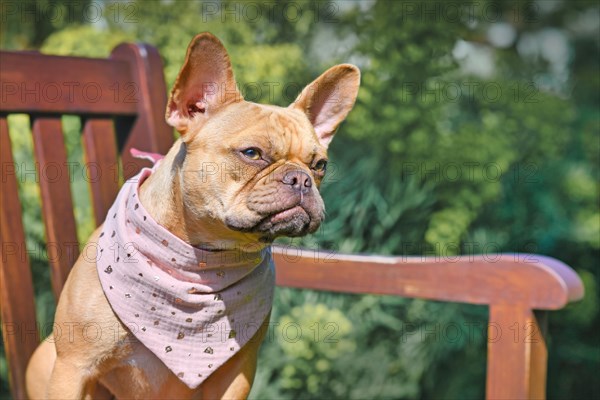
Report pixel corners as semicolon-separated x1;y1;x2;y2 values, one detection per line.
25;32;360;399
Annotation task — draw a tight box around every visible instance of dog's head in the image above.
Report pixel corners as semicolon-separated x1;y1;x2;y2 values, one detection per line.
165;33;360;244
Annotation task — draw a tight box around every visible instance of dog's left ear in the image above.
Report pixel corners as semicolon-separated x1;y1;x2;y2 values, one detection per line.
166;32;243;136
290;64;360;148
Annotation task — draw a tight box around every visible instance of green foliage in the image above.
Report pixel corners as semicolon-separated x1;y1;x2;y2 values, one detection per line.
1;1;598;399
275;303;355;396
104;0;314;106
41;25;134;57
0;0;93;49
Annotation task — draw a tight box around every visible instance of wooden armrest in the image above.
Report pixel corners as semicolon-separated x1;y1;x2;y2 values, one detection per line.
272;246;584;309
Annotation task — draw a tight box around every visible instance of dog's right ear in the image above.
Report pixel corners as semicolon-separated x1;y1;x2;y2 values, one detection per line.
290;64;360;148
166;33;243;136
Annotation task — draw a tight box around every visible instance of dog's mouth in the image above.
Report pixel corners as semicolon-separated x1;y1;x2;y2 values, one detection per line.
257;205;310;236
268;206;306;224
226;204;321;240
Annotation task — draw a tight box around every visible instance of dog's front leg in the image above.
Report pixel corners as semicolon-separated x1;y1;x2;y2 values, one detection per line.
44;229;120;400
46;358;93;400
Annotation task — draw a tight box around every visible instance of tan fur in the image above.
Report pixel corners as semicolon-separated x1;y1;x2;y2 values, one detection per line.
26;33;360;399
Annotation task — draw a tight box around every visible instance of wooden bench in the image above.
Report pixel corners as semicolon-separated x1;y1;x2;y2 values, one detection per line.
0;44;584;400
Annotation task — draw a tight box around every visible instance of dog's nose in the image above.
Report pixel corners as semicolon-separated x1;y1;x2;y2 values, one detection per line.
282;170;312;193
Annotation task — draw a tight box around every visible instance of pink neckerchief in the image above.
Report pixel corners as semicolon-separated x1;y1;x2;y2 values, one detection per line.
96;150;274;389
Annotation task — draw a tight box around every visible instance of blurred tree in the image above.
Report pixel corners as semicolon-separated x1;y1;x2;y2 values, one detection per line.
0;0;92;49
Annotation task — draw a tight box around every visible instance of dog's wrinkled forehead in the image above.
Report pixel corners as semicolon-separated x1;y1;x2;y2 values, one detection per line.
193;102;324;161
256;105;323;159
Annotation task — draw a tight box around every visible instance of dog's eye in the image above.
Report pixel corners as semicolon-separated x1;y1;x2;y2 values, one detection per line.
313;159;328;173
241;148;261;160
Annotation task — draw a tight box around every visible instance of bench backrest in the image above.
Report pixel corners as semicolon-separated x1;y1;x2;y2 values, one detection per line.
0;44;173;399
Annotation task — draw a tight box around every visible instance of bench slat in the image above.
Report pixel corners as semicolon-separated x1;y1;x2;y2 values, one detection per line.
110;43;174;178
32;117;79;298
0;117;39;400
82;118;120;225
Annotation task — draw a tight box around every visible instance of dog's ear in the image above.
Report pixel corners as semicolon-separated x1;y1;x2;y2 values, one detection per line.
290;64;360;148
166;32;243;136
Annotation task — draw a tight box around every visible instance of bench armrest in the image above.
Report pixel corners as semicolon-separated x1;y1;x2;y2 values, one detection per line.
272;246;584;309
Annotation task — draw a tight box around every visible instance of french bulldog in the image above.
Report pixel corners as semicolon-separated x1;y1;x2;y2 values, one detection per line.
25;32;360;399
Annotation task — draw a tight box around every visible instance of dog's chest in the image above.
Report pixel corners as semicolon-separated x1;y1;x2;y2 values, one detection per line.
101;338;199;399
